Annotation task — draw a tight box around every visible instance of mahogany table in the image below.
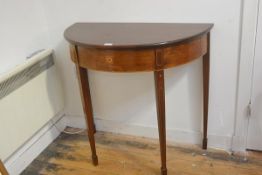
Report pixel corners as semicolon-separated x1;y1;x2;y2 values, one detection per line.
64;23;213;175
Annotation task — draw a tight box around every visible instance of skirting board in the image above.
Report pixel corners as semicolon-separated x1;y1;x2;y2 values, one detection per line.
4;112;66;175
232;136;247;152
64;115;233;151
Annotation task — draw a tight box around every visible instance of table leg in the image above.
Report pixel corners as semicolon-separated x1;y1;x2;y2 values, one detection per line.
75;66;98;165
0;160;9;175
202;33;210;150
154;70;167;175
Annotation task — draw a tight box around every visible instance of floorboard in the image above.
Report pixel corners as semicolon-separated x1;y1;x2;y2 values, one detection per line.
21;128;262;175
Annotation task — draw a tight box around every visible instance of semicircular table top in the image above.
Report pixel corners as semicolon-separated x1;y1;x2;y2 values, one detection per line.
64;23;213;49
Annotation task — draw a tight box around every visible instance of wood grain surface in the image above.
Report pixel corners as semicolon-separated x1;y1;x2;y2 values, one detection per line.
64;23;213;49
72;34;207;72
22;128;262;175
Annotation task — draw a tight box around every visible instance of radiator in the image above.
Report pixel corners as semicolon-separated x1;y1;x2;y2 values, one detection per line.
0;49;64;161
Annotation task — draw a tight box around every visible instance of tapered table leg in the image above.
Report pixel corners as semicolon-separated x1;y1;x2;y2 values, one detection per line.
75;66;98;165
202;33;210;150
154;70;167;175
0;160;9;175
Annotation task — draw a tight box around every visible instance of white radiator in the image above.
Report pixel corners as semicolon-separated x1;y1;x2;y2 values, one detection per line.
0;49;64;161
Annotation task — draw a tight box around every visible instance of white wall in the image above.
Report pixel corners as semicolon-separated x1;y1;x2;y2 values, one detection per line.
0;0;60;164
233;0;259;152
40;0;242;149
0;0;50;74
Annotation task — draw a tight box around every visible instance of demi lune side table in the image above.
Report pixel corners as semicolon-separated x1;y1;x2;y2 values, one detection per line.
64;23;213;175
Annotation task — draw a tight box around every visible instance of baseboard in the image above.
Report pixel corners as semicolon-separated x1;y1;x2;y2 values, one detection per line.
231;135;247;152
4;112;67;175
65;115;233;151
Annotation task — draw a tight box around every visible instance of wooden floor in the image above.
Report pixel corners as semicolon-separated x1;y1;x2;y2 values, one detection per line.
22;128;262;175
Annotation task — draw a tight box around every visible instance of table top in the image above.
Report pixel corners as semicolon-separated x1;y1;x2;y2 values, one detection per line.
64;23;213;49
